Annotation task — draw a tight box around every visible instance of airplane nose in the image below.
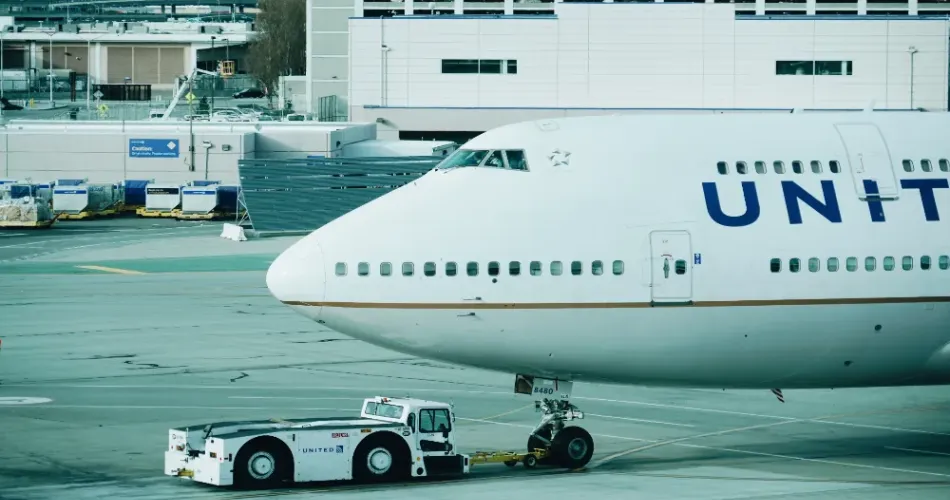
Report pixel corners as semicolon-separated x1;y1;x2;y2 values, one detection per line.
266;237;326;308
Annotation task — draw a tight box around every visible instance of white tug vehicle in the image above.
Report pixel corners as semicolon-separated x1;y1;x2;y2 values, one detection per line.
165;379;593;489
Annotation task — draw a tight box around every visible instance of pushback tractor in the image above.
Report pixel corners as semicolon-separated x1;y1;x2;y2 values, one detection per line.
165;387;594;490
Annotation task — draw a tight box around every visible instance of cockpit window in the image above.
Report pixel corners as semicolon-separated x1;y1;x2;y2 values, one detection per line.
438;149;530;171
505;150;527;170
439;149;489;169
483;150;505;168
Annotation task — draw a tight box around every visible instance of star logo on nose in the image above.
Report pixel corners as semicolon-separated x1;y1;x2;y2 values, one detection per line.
548;149;571;167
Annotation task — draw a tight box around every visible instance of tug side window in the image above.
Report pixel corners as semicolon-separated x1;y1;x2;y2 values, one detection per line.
419;409;451;433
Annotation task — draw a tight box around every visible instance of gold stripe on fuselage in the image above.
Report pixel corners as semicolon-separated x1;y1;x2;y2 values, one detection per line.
281;296;950;309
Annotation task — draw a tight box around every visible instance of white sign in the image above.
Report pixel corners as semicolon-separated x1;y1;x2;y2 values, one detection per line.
93;90;104;100
0;397;53;406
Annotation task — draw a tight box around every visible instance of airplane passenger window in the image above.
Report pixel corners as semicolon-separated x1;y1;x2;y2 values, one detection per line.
883;256;895;271
808;257;820;272
488;261;500;276
827;257;839;272
675;260;687;275
358;262;370;276
402;262;414;276
613;260;624;275
571;261;583;275
940;160;950;172
467;262;479;276
902;160;914;172
773;161;786;174
509;261;521;276
846;257;857;272
530;261;542;276
335;262;347;276
380;262;392;276
921;256;931;270
792;161;804;174
736;162;748;175
754;161;767;174
829;160;841;174
446;262;458;276
504;150;528;171
789;258;801;273
939;255;949;270
717;162;728;175
592;260;604;275
551;261;563;276
483;150;505;168
902;256;913;271
424;262;436;277
770;258;781;273
921;159;933;172
865;257;876;271
438;149;489;170
810;161;822;174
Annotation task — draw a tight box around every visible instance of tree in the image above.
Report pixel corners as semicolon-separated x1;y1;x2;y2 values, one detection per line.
246;0;307;95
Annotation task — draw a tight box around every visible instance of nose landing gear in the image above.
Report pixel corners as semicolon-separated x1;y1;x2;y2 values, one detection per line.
524;394;594;469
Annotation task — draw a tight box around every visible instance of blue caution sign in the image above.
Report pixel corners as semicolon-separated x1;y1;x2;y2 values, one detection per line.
129;138;180;158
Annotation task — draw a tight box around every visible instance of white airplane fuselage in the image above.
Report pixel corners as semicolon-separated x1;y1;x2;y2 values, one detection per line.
266;112;950;390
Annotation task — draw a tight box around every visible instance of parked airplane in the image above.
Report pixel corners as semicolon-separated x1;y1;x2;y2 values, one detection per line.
265;111;950;470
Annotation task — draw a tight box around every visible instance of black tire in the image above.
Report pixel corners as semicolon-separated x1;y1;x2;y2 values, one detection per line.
504;460;517;467
233;437;292;490
523;453;538;468
550;426;594;469
352;435;409;483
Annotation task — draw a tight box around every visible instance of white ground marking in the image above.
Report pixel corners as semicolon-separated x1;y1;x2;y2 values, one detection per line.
0;397;53;405
7;384;946;436
458;417;950;479
7;405;354;411
576;396;950;437
586;412;695;428
886;446;950;458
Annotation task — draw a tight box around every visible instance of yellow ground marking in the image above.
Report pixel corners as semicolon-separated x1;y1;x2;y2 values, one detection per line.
75;265;147;275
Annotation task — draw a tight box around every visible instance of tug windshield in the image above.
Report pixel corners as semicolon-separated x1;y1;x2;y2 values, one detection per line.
363;401;405;419
438;149;530;171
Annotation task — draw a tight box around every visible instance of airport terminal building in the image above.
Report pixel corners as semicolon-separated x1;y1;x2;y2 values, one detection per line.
307;0;950;141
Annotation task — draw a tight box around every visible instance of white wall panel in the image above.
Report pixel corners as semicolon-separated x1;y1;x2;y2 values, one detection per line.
347;3;949;123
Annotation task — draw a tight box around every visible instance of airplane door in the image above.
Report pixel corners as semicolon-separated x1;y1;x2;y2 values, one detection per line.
834;123;899;200
649;230;693;305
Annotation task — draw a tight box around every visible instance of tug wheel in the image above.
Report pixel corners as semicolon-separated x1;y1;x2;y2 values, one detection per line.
527;427;554;465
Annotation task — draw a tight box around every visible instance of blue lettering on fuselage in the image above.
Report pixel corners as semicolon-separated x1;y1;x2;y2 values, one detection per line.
702;178;950;227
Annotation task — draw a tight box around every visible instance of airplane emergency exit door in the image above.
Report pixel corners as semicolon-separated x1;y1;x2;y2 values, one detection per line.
834;123;899;200
650;230;693;305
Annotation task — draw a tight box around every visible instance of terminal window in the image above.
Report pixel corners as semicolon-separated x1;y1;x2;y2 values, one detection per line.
776;61;853;76
442;59;518;74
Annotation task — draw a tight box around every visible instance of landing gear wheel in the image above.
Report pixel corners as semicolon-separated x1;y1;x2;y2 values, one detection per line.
523;453;538;468
550;426;594;469
353;438;407;483
233;440;289;490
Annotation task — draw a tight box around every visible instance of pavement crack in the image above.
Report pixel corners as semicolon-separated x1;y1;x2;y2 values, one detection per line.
230;372;250;383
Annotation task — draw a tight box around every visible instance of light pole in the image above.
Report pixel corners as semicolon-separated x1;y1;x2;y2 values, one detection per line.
1;29;5;119
908;46;918;110
47;32;54;106
84;33;106;112
210;35;216;116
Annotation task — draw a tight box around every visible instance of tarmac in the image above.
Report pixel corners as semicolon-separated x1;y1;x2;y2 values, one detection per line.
1;219;950;500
